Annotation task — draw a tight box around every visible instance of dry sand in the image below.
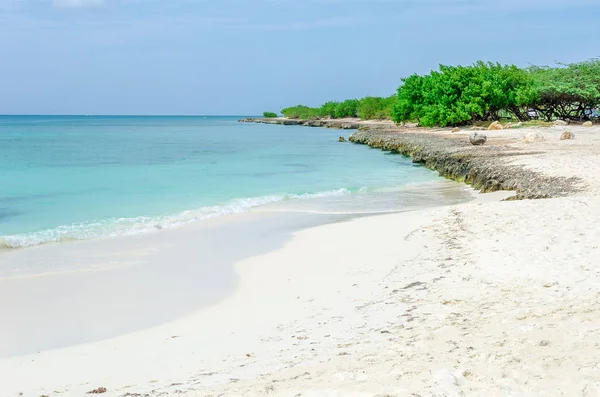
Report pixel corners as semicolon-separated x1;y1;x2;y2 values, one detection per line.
3;124;600;397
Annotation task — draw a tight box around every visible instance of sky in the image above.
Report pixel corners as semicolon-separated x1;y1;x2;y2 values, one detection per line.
0;0;599;115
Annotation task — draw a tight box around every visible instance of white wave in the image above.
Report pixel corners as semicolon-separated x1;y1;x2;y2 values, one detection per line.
0;188;354;249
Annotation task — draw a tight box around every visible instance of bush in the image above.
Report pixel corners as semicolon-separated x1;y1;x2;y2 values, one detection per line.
263;112;278;118
393;61;536;126
357;95;396;119
335;99;359;118
318;101;339;118
281;105;320;119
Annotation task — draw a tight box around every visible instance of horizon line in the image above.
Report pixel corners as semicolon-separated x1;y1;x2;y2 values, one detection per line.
0;114;260;117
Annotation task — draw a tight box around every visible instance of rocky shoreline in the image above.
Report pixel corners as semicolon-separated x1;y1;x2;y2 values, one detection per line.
240;117;583;200
349;129;581;200
239;117;365;129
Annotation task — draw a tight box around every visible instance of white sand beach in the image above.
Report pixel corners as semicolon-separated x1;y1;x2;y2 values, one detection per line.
3;124;600;397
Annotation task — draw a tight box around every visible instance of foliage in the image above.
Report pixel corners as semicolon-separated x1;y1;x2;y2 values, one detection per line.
335;99;359;118
318;101;339;118
263;112;278;118
393;61;536;127
357;95;396;119
529;59;600;121
281;105;320;119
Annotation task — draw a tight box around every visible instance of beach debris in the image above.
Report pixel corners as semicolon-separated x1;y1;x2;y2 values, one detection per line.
338;136;347;142
403;281;426;290
469;132;487;146
523;131;545;143
539;340;551;346
87;387;107;394
560;131;575;140
246;353;251;357
451;127;460;133
583;121;593;127
488;121;503;130
554;119;569;126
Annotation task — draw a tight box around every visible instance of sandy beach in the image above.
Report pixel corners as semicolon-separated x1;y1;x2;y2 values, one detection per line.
3;123;600;397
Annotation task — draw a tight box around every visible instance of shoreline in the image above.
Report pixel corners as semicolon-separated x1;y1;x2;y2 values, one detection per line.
4;121;600;396
0;180;470;359
241;117;587;199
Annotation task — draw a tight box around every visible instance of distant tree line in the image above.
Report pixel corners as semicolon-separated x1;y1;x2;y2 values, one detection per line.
278;96;397;121
267;59;600;126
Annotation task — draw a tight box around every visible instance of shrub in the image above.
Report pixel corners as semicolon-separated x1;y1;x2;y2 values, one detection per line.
281;105;320;119
263;112;278;118
393;61;536;126
357;95;397;119
335;99;359;118
318;101;339;118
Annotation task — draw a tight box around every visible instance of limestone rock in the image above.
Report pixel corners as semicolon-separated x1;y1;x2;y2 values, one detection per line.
469;132;487;146
583;121;593;127
452;127;460;133
554;119;569;126
523;131;545;143
504;122;513;129
338;136;346;142
488;121;503;130
560;131;575;140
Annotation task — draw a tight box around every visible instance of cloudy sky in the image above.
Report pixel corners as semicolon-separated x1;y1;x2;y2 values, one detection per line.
1;0;599;115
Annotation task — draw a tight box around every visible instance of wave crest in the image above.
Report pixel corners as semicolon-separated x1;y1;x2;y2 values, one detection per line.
0;188;352;249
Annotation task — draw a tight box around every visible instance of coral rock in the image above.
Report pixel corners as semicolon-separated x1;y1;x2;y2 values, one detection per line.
469;132;487;146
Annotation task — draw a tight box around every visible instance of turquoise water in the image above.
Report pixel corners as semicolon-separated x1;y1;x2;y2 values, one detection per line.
0;115;445;248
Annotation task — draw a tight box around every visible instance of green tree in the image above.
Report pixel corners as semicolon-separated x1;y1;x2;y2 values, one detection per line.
263;112;278;118
335;99;359;118
393;61;536;126
318;101;340;118
529;59;600;121
281;105;320;119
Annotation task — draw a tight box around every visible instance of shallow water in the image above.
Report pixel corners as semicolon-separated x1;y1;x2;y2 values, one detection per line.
1;115;451;248
0;115;474;356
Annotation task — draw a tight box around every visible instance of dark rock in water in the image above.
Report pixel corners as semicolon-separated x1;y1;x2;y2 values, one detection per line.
339;136;347;142
469;132;487;146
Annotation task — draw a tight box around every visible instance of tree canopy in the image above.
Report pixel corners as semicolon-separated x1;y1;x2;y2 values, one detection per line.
278;58;600;126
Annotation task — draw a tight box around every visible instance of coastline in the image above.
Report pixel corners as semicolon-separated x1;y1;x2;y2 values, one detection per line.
4;121;600;396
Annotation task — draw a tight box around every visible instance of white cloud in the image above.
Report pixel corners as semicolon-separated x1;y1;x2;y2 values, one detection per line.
53;0;105;8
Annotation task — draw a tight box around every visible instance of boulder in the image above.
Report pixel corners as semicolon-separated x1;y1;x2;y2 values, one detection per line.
504;122;513;129
560;131;575;140
338;136;347;142
523;131;545;143
554;120;569;126
488;121;503;130
469;132;487;146
583;121;593;127
452;127;460;133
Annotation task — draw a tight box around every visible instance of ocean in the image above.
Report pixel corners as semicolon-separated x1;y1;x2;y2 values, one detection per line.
0;115;473;355
0;115;465;249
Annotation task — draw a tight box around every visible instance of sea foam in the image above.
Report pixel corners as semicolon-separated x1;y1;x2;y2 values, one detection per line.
0;188;352;249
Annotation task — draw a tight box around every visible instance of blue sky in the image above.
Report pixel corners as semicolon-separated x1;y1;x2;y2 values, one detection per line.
1;0;599;115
